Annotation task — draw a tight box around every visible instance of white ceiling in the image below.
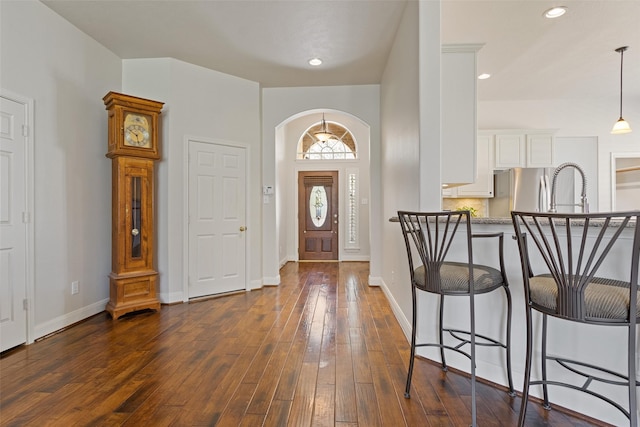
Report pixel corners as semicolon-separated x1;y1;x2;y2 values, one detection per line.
42;0;640;105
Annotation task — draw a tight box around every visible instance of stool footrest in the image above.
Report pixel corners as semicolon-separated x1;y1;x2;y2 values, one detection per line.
445;328;508;349
527;355;638;420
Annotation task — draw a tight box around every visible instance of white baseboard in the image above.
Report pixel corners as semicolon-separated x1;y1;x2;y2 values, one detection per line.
159;291;184;304
341;255;370;262
34;298;109;341
379;279;411;341
262;274;281;286
249;279;263;290
368;275;383;287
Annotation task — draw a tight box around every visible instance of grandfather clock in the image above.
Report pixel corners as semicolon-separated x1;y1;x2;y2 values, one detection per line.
103;91;163;319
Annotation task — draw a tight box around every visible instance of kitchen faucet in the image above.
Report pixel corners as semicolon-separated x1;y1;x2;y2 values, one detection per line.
549;162;589;213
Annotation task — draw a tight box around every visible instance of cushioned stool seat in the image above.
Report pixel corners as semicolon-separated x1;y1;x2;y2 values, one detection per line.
530;274;640;320
414;262;505;294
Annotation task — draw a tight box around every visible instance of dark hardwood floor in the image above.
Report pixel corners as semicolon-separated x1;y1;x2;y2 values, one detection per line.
1;262;609;426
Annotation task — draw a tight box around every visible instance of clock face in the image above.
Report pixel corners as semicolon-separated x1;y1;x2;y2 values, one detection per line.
123;113;152;148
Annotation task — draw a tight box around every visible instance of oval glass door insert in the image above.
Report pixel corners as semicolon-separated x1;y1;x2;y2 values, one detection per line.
310;186;328;227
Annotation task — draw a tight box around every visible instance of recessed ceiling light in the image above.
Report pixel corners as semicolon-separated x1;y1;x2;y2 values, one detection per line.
478;73;491;80
308;58;323;66
544;6;567;18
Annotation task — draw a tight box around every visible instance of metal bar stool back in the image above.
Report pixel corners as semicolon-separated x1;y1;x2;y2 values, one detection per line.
511;210;640;426
398;210;515;427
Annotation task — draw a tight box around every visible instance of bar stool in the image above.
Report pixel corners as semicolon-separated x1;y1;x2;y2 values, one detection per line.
511;211;640;426
398;210;515;427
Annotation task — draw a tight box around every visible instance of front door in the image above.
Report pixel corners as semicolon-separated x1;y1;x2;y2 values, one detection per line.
298;171;338;261
188;140;246;298
0;95;28;351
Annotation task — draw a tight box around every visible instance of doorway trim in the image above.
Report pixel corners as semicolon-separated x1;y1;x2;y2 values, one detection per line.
182;135;251;302
1;88;35;345
294;165;347;261
297;170;339;261
611;151;640;211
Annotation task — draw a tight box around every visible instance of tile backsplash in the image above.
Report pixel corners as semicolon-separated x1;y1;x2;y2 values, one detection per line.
442;198;489;217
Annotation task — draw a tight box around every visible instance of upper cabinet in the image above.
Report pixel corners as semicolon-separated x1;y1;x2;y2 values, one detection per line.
441;44;483;185
494;134;525;168
442;135;494;198
493;130;555;169
526;134;554;167
456;135;494;197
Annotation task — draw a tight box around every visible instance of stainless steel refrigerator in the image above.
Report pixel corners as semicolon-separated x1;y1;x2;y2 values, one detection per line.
488;167;576;217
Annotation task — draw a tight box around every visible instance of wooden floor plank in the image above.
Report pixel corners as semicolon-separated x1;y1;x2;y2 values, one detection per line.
335;342;358;423
288;361;318;426
215;383;259;427
246;341;291;415
0;261;611;426
263;398;292;427
355;382;382;426
312;383;335;427
368;350;407;426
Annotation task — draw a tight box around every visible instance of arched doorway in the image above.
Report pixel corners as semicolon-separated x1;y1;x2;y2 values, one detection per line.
274;110;371;265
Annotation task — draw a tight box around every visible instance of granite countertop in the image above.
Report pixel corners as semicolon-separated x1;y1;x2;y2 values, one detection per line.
469;217;513;225
389;215;637;228
388;216;512;224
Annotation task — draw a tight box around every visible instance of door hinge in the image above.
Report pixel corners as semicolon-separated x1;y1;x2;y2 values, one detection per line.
23;299;28;310
22;212;31;223
22;125;29;137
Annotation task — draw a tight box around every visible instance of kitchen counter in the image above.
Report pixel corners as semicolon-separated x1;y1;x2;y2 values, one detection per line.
389;215;637;227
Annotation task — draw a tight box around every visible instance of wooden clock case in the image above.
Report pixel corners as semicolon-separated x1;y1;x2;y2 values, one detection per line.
103;92;164;319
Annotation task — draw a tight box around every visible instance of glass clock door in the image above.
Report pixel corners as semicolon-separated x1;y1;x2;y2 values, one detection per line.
120;157;153;272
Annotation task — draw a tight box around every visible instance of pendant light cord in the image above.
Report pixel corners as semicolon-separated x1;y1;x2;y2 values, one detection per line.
619;48;624;118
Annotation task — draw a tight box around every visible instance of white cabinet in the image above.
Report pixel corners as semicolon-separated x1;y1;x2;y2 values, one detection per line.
526;134;554;167
443;135;494;198
441;44;482;185
494;131;554;169
457;135;494;197
494;134;525;168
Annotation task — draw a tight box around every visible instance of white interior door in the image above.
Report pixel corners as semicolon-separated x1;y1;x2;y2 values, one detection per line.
0;95;28;352
188;140;246;298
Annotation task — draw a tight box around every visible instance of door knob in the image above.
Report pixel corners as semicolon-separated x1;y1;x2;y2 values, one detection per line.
239;226;247;232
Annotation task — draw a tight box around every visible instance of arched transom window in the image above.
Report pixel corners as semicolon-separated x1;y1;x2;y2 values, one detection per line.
297;121;357;160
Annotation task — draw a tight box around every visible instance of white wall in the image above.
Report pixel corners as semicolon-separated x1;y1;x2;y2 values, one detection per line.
123;58;261;300
554;136;599;212
279;113;371;263
379;1;442;335
379;0;420;332
262;85;381;284
0;0;121;338
479;98;640;211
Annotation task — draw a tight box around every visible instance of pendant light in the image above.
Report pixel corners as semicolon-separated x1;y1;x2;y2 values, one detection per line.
314;114;334;142
611;46;632;134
